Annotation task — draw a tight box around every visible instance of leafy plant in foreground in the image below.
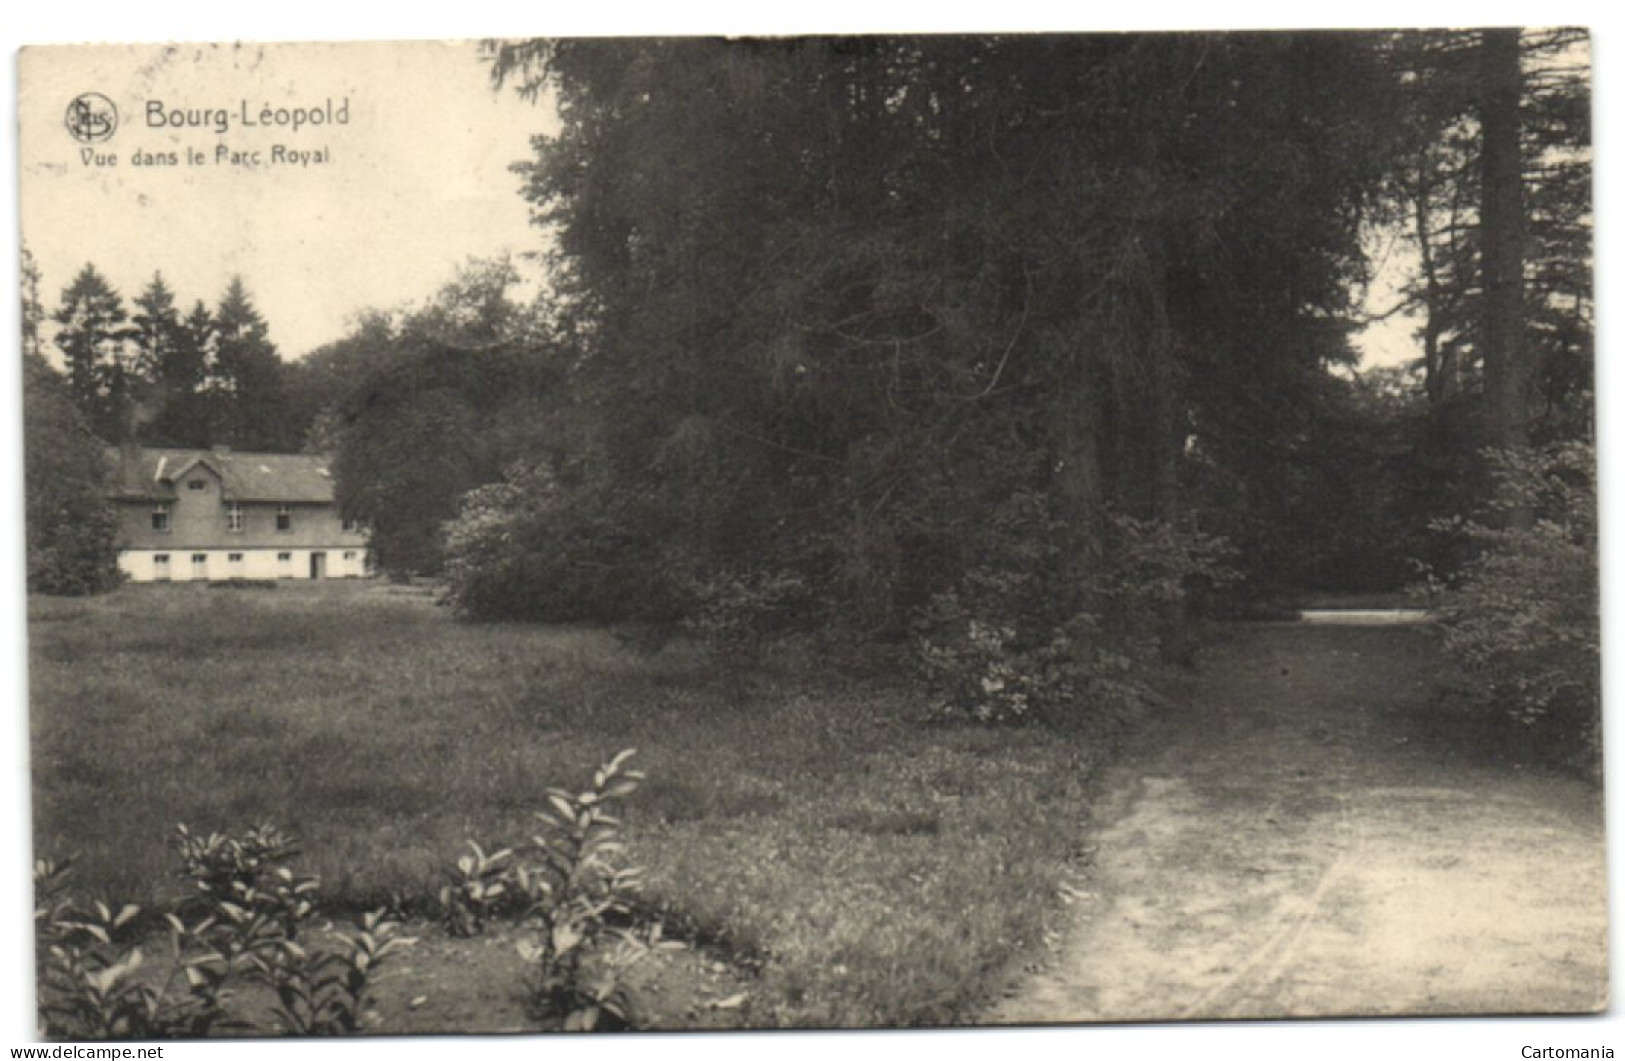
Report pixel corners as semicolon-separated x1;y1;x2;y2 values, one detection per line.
35;859;237;1038
245;910;415;1035
443;749;676;1030
517;748;653;1030
175;822;315;937
439;840;515;937
37;826;413;1039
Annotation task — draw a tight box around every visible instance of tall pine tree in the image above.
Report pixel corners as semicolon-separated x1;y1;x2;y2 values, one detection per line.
52;263;132;441
133;280;217;448
210;277;292;451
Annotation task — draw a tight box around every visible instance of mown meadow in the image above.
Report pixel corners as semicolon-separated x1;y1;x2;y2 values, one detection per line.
30;582;1114;1028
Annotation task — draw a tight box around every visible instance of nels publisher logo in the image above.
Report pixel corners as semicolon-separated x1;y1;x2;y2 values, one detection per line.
65;92;118;143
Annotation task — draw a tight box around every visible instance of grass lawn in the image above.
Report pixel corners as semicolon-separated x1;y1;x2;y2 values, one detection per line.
29;582;1111;1028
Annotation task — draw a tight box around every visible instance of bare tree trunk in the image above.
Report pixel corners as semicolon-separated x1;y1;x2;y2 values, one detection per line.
1048;330;1106;580
1479;27;1533;529
1146;268;1193;667
1479;29;1529;453
1412;159;1449;409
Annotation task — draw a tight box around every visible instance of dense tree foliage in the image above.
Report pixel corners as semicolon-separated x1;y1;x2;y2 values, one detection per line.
1432;441;1598;770
323;260;563;575
459;34;1405;648
23;353;122;595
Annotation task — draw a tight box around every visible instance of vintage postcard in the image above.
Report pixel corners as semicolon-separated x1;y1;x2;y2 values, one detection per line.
16;32;1604;1047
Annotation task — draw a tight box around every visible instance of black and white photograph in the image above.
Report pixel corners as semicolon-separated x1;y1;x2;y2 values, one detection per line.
7;13;1610;1056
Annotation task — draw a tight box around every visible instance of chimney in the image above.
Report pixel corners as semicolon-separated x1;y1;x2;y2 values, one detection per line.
118;438;141;477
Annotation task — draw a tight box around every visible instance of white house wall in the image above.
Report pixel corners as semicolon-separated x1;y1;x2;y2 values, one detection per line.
118;548;370;583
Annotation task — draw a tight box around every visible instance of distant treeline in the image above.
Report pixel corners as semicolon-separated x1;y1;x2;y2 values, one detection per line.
24;260;307;452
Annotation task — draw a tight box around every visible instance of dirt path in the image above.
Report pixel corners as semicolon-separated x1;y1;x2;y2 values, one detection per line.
993;622;1608;1023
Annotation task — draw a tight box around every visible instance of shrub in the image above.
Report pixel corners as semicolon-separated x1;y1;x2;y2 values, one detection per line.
173;822;312;936
1096;513;1240;634
440;461;677;623
34;857;211;1040
1431;442;1599;768
38;749;667;1038
912;493;1234;724
440;749;674;1031
681;570;814;659
516;749;657;1030
36;827;412;1039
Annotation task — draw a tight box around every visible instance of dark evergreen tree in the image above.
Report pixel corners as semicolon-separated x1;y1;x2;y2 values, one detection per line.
130;273;181;383
149;299;221;448
51;263;132;440
210;277;292;451
128;272;186;443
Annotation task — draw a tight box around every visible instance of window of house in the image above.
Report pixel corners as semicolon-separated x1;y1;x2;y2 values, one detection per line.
226;502;244;533
276;505;293;532
153;554;171;579
191;553;208;575
342;517;357;533
277;551;293;576
188;479;207;491
228;552;245;575
151;504;171;533
343;551;356;561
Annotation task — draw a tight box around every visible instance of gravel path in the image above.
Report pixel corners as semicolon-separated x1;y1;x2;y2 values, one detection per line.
993;623;1607;1023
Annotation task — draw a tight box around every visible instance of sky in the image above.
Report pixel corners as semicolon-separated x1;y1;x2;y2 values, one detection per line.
1352;235;1425;372
20;40;551;359
2;5;1620;1061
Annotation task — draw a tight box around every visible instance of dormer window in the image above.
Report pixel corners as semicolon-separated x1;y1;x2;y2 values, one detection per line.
151;504;171;532
277;505;293;532
226;502;244;533
188;479;207;491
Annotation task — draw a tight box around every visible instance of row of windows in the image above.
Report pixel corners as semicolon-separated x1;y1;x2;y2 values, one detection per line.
151;551;358;568
149;504;357;533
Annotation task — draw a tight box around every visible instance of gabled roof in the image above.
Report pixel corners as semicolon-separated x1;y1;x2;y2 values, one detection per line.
107;447;338;503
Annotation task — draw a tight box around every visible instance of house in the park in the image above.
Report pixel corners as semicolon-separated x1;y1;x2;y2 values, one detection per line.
107;445;370;583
